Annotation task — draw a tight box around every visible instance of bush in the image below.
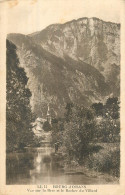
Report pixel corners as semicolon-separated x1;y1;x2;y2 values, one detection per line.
87;146;120;177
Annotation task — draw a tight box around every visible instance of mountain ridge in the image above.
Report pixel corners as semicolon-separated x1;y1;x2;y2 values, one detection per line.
7;17;120;117
28;17;120;36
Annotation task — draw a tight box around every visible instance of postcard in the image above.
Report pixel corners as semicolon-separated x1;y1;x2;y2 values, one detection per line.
0;0;125;194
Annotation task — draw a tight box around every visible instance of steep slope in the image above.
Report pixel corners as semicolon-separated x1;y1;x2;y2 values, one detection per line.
30;17;120;66
30;17;120;95
7;17;120;117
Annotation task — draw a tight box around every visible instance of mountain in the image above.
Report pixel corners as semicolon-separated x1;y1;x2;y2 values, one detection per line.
7;17;120;117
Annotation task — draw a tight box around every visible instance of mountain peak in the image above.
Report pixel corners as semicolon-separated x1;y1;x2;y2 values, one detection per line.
63;17;120;26
7;16;120;116
28;17;120;38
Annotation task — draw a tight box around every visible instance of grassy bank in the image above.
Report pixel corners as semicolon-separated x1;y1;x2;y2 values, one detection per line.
84;142;120;178
54;142;120;183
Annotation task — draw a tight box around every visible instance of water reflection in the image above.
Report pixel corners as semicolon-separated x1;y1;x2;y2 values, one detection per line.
6;146;107;185
6;146;65;184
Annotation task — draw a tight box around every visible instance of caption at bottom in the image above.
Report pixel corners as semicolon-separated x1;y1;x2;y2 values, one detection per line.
27;185;97;193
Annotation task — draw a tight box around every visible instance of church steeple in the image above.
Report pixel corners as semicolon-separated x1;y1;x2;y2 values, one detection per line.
46;104;51;125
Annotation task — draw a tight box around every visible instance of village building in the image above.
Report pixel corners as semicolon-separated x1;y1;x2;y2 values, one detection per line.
32;104;52;137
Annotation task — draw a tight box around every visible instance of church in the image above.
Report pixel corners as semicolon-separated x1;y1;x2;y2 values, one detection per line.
32;104;52;137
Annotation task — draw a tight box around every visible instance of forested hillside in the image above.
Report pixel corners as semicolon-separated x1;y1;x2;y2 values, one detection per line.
6;40;35;152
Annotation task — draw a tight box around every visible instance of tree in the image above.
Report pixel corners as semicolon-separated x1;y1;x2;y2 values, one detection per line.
6;40;34;152
96;117;120;142
91;102;104;116
63;104;96;163
65;102;74;122
95;97;120;142
104;97;120;119
43;121;52;132
51;118;64;145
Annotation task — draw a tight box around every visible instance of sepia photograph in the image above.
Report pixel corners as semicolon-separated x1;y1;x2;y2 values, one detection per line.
5;0;121;185
0;0;125;192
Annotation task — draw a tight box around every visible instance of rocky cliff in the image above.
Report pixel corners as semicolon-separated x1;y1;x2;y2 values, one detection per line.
7;17;120;117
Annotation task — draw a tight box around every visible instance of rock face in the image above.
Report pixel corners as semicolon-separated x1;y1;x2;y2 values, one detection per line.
30;17;120;80
7;17;120;117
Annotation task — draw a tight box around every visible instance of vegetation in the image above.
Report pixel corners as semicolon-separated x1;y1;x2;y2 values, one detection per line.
51;97;120;177
6;40;36;152
43;121;52;132
86;143;120;177
51;118;64;145
6;40;120;177
92;97;120;142
63;104;96;163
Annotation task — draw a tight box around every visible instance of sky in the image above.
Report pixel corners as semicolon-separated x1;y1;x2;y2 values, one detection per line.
2;0;122;34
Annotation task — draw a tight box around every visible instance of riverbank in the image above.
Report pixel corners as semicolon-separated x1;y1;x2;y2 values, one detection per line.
6;142;119;184
52;142;120;184
64;165;119;184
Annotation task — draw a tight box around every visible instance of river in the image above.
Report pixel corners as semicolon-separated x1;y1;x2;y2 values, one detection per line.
6;144;114;185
